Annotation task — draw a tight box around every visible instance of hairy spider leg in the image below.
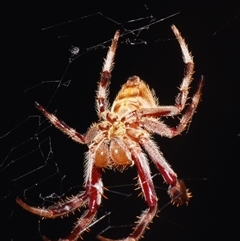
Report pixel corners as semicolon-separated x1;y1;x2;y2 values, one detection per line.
172;24;195;110
16;192;89;219
59;166;103;241
139;77;204;138
98;150;158;241
129;24;197;119
17;166;102;241
35;102;101;144
96;31;120;116
140;137;191;205
35;102;86;144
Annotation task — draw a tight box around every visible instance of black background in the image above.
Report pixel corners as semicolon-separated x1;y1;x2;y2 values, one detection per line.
1;2;239;241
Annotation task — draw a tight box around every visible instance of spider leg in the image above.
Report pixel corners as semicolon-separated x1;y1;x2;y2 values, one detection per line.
96;31;120;116
16;191;89;219
36;102;85;144
133;75;203;120
127;25;199;120
98;149;158;241
140;136;191;205
140;77;204;137
61;165;103;241
17;165;103;241
171;24;194;110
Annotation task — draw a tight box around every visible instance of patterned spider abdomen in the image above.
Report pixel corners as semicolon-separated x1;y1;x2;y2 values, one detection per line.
111;76;158;117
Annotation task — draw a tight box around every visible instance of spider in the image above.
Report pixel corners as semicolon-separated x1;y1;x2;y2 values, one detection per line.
16;25;203;241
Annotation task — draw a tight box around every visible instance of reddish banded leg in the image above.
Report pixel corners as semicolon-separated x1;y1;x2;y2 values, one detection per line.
96;31;120;115
17;166;103;241
36;102;85;144
140;137;191;205
16;193;89;219
98;150;158;241
139;77;204;138
61;166;103;241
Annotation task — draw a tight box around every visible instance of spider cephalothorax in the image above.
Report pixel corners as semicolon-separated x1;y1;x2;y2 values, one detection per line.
17;25;203;241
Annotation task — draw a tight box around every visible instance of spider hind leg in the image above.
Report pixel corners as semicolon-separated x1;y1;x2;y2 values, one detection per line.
98;149;158;241
16;166;103;241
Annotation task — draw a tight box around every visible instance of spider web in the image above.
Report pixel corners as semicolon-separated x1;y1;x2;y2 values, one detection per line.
1;2;239;241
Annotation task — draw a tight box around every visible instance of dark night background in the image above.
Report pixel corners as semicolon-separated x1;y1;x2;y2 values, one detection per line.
1;2;239;241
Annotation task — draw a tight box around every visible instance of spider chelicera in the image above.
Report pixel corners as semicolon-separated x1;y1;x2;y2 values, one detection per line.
16;25;203;241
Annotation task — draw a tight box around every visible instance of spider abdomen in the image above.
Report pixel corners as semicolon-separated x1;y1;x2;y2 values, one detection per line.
111;76;158;117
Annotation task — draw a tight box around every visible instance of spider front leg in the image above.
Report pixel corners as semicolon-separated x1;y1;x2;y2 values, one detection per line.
171;24;195;111
129;25;203;122
17;165;103;241
128;24;198;121
96;31;120;116
98;149;158;241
